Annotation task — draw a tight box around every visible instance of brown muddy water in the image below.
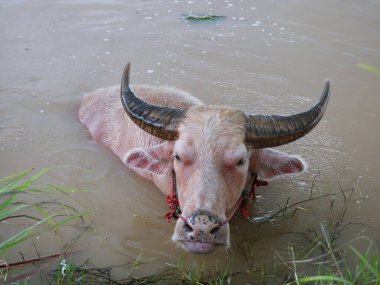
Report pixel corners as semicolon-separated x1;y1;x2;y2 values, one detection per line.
1;0;380;283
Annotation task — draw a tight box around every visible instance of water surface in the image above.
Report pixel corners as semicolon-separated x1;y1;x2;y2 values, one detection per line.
1;0;379;282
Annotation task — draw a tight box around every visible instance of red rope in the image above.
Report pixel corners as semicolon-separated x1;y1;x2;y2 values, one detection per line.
164;172;181;222
164;192;180;222
163;173;268;223
240;179;269;219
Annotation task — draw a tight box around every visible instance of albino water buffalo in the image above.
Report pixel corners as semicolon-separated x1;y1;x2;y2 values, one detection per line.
79;63;330;254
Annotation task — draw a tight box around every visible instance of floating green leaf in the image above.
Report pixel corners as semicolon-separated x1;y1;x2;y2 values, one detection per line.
357;63;380;76
183;14;226;22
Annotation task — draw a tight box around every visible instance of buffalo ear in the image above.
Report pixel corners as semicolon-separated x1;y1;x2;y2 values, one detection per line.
123;142;174;175
249;149;306;179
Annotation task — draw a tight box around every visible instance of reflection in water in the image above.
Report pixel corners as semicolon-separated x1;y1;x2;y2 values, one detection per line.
0;0;379;282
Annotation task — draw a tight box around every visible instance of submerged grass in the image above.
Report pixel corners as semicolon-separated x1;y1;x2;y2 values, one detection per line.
52;243;379;285
50;257;233;285
277;177;380;285
1;169;379;284
0;169;91;283
285;235;380;285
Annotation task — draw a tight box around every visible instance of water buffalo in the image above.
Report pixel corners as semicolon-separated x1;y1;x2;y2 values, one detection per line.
79;63;330;254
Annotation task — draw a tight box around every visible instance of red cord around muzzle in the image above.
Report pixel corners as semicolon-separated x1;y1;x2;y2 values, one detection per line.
164;172;268;224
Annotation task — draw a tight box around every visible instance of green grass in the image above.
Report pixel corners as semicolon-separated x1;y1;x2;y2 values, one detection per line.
2;170;379;284
55;258;87;285
0;169;90;284
50;246;378;284
48;255;233;284
270;176;380;285
290;244;379;284
284;230;380;285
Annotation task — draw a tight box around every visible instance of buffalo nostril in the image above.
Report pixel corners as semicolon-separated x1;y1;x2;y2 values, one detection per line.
183;222;193;233
210;226;221;236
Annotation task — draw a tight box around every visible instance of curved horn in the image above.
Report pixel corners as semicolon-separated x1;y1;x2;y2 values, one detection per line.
245;81;330;148
120;63;186;140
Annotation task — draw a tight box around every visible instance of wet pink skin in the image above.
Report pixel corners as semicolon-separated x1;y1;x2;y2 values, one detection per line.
80;85;307;254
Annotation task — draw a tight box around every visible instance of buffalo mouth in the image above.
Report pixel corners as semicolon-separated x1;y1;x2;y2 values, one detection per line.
179;240;225;254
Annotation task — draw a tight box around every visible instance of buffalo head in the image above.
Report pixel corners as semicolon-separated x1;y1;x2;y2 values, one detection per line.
120;63;330;254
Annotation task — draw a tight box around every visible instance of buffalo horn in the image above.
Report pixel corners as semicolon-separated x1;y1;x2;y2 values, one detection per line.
245;81;330;148
120;63;186;141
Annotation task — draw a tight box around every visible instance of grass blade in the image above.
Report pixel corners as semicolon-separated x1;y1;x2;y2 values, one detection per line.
295;275;352;284
357;63;380;76
350;245;380;280
0;203;30;221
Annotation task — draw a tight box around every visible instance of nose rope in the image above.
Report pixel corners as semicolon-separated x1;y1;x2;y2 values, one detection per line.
163;170;182;222
227;174;269;223
163;170;268;224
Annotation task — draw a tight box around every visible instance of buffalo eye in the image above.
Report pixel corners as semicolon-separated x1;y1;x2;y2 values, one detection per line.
174;154;181;162
236;158;246;167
